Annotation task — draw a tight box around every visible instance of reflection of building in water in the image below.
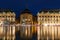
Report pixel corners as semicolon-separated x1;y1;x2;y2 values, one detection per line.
32;15;37;33
37;9;60;40
20;9;33;38
2;22;15;40
0;20;4;40
3;20;15;40
0;9;16;40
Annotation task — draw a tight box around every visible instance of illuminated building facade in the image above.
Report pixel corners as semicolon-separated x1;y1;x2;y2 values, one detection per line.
37;9;60;40
0;9;16;40
3;23;15;40
20;9;33;38
0;12;15;22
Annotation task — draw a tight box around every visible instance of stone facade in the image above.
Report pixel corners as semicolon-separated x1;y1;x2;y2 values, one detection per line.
0;10;16;40
37;10;60;40
20;9;33;38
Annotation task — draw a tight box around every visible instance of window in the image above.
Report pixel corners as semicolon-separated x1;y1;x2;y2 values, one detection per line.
59;16;60;18
39;16;41;17
48;16;49;17
23;17;25;19
54;16;55;17
28;19;30;21
3;16;4;17
8;16;10;17
54;21;55;23
42;16;44;17
6;16;7;17
11;18;13;21
45;16;47;17
45;19;47;21
42;19;43;21
56;16;58;18
11;16;14;17
56;19;58;21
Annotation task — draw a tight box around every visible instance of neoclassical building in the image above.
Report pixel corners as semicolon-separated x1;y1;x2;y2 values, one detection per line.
0;12;15;22
0;9;16;40
37;9;60;40
20;9;33;38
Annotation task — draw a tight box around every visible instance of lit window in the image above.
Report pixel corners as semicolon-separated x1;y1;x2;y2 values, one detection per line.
3;16;4;17
56;19;58;21
42;19;43;20
45;19;47;21
25;19;27;21
22;19;25;22
48;16;49;17
54;21;55;23
45;16;47;17
8;16;10;17
54;16;55;17
28;19;30;21
51;16;52;17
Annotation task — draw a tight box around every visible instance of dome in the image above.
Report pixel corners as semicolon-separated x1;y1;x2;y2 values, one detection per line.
21;9;32;14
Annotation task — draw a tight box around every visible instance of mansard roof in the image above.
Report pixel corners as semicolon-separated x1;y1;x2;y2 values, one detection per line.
39;9;60;13
0;8;13;12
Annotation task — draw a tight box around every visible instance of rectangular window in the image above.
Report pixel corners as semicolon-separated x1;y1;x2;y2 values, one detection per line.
11;16;13;17
3;16;4;17
8;16;10;17
45;16;47;17
0;16;1;17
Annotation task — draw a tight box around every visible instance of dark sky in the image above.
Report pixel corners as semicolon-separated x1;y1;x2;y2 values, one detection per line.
0;0;60;18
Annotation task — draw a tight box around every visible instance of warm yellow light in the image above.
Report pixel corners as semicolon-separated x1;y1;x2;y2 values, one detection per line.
44;24;48;26
25;29;27;36
0;27;3;34
12;27;15;35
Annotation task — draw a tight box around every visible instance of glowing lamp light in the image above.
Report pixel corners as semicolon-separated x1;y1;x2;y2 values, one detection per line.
0;21;3;25
44;24;48;26
25;30;27;36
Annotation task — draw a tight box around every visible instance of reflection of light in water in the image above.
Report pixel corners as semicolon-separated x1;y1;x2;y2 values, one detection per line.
37;27;40;40
12;27;15;35
25;29;27;36
0;27;3;34
37;24;55;40
44;24;48;26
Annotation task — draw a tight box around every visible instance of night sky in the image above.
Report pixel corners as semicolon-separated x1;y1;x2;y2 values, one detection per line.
0;0;60;18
